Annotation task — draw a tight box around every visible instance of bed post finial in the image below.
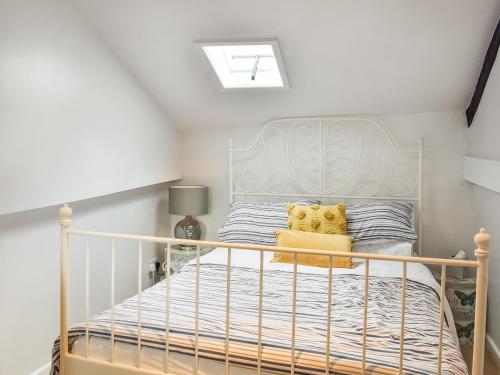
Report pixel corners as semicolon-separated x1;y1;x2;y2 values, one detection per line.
59;203;72;226
59;204;72;374
474;228;491;256
472;228;491;375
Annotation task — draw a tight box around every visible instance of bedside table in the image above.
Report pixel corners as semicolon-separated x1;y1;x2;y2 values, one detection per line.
162;245;214;275
434;273;476;347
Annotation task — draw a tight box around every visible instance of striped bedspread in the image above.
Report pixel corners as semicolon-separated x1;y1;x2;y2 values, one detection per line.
51;263;469;375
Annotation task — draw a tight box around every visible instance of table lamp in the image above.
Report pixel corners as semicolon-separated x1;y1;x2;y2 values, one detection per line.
169;185;208;247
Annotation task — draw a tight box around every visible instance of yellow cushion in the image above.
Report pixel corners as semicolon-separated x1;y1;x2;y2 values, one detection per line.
273;229;354;268
287;203;347;234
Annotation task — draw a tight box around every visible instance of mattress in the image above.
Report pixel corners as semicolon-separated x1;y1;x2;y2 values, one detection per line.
51;242;468;375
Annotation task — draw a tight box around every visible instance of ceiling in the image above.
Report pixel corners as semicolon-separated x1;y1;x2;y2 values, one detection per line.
73;0;500;131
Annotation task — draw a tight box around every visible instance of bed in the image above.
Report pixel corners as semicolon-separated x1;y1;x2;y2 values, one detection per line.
52;243;470;375
51;117;491;375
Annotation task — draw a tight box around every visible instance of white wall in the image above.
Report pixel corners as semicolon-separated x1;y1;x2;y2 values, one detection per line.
0;0;180;216
467;54;500;355
0;185;172;375
180;110;475;260
0;0;179;373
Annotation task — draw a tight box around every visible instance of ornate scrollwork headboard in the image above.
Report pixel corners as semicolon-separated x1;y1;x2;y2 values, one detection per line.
228;117;424;255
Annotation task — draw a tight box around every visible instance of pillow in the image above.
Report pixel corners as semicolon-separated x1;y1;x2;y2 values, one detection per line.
272;229;354;268
346;201;417;243
224;199;320;217
287;203;347;235
352;240;414;256
217;200;321;246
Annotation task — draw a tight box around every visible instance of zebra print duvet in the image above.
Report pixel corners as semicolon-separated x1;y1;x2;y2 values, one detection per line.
51;261;469;375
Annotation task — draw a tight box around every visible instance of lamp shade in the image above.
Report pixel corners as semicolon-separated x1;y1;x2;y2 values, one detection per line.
169;185;208;216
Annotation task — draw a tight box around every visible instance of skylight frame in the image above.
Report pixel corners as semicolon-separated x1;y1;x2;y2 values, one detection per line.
196;39;290;91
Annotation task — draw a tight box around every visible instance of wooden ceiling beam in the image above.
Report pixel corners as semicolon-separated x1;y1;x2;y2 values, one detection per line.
467;17;500;127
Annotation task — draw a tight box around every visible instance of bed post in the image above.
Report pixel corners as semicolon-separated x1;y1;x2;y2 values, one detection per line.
59;203;72;374
472;228;491;375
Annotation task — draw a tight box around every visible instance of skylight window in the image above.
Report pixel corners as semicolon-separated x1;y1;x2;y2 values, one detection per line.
198;40;289;89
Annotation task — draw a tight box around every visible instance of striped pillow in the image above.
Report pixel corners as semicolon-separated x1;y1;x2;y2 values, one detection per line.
346;201;417;243
218;200;320;246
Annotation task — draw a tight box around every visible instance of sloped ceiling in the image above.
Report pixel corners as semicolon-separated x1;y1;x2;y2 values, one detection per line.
73;0;500;131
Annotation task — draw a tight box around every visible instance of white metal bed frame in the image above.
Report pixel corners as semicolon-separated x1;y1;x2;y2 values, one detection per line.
58;117;491;375
228;117;424;256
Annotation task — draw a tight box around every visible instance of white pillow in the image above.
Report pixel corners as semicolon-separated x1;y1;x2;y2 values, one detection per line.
352;240;414;257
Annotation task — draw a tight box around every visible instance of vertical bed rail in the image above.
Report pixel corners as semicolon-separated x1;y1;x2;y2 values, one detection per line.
137;241;143;368
194;245;201;374
437;265;447;374
257;250;264;375
164;243;171;374
398;262;407;375
361;259;370;374
291;254;298;375
59;204;72;375
325;256;333;374
110;239;116;363
472;228;491;375
85;237;90;357
225;248;232;375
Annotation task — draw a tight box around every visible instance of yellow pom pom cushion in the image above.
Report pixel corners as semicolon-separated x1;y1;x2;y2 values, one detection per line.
287;203;347;234
272;229;354;268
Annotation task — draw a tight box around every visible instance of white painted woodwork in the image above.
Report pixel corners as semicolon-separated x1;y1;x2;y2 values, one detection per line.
464;156;500;194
